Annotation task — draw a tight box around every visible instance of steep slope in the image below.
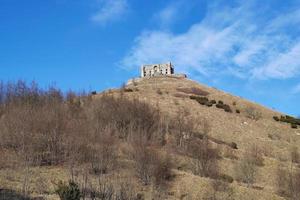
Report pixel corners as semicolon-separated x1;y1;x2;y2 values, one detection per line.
1;76;299;200
105;76;300;199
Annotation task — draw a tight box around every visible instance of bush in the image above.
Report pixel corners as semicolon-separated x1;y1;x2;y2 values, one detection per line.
216;102;232;113
218;100;224;105
124;88;134;92
216;103;223;109
291;123;298;129
156;89;163;95
230;142;238;149
190;96;209;105
249;145;264;167
210;100;217;104
235;155;257;187
274;115;300;129
276;166;300;199
91;91;97;95
55;181;81;200
223;105;232;113
236;109;240;114
205;102;213;107
219;174;234;183
152;153;173;188
244;106;262;121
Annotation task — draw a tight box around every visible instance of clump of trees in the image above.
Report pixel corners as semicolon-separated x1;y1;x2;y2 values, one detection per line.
0;80;174;198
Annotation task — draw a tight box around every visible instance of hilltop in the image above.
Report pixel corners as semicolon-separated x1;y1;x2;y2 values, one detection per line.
104;76;300;199
0;77;300;200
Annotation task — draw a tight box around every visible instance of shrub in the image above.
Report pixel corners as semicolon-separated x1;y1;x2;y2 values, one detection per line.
219;174;234;183
55;181;81;200
216;103;232;113
230;142;238;149
244;106;262;121
190;96;209;105
205;102;213;107
152;153;173;188
216;103;223;109
210;100;217;104
273;116;280;121
223;105;232;113
275;115;300;129
91;91;97;95
218;100;224;105
124;88;134;92
156;89;163;95
276;166;300;199
291;123;298;129
268;133;281;140
249;145;264;167
236;109;240;114
235;155;257;187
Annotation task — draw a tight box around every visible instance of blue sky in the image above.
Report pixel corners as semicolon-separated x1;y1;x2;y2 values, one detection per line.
0;0;300;116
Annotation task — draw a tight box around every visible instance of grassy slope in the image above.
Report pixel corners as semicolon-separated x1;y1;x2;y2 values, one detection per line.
121;76;299;199
1;76;299;200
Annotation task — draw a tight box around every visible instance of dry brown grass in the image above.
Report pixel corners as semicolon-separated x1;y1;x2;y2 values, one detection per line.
1;77;299;199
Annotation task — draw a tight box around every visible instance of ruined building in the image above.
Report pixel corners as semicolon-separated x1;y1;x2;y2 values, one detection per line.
140;62;174;77
126;62;186;85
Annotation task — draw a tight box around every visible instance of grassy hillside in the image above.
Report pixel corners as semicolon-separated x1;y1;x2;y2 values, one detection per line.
0;77;300;200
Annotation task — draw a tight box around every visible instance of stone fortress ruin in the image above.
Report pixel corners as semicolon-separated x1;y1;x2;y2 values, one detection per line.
140;62;174;77
127;62;186;85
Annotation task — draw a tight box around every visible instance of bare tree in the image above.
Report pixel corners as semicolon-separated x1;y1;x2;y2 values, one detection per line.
186;137;219;178
235;153;257;187
277;163;300;199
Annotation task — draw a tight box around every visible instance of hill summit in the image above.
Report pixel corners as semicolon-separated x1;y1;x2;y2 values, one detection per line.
1;76;300;200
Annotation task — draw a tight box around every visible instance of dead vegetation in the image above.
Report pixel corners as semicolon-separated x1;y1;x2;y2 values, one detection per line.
275;148;300;199
0;78;299;200
176;87;209;96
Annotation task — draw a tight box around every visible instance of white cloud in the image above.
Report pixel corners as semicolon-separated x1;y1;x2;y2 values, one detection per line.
292;83;300;94
253;42;300;79
153;1;189;28
121;1;300;80
91;0;128;25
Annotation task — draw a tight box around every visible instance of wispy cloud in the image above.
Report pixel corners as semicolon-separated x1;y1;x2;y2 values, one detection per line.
153;1;190;29
292;83;300;94
121;1;300;80
91;0;128;25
